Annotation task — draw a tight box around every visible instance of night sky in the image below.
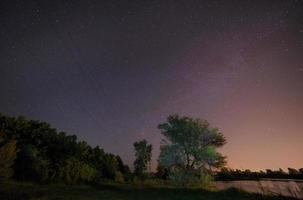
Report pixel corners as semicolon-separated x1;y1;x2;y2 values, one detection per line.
1;0;303;171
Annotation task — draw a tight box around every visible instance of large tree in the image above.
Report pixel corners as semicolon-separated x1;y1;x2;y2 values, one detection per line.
158;115;226;186
133;139;152;176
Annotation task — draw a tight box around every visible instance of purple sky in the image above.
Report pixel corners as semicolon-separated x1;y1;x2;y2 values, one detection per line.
0;0;302;171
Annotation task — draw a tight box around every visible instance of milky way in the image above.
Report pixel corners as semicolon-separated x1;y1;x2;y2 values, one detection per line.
0;0;303;170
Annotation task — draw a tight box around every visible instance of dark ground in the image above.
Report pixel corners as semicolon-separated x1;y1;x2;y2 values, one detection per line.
0;181;297;200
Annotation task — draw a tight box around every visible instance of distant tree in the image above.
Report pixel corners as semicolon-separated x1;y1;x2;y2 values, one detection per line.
102;153;119;179
133;139;152;176
59;157;96;183
259;170;266;178
243;169;252;178
87;146;105;179
116;155;130;175
274;168;287;178
155;165;169;179
288;168;300;178
216;167;303;181
158;115;226;186
0;131;17;180
266;169;274;177
216;167;234;180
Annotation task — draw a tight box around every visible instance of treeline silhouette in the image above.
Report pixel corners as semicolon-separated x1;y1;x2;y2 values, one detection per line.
0;113;130;183
216;167;303;181
1;113;302;185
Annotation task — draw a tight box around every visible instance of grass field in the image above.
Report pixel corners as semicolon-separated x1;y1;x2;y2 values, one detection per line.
0;181;296;200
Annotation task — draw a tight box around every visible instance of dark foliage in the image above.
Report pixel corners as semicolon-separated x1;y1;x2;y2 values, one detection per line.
0;113;129;183
133;139;152;177
157;115;226;186
0;131;17;180
216;167;303;181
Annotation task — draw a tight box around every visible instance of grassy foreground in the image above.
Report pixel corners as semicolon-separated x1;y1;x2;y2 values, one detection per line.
0;181;295;200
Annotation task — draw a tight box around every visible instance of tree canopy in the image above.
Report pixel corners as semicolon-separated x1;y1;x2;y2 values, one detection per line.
158;114;226;171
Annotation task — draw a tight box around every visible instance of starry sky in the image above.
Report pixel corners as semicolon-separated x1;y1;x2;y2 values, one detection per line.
1;0;303;171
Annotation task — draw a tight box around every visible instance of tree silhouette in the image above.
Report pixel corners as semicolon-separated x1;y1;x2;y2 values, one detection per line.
158;114;226;186
0;113;129;183
158;115;226;170
133;139;152;176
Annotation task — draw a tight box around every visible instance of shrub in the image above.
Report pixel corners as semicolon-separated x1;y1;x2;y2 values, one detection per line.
114;171;124;183
0;132;17;180
59;158;97;183
168;167;213;188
